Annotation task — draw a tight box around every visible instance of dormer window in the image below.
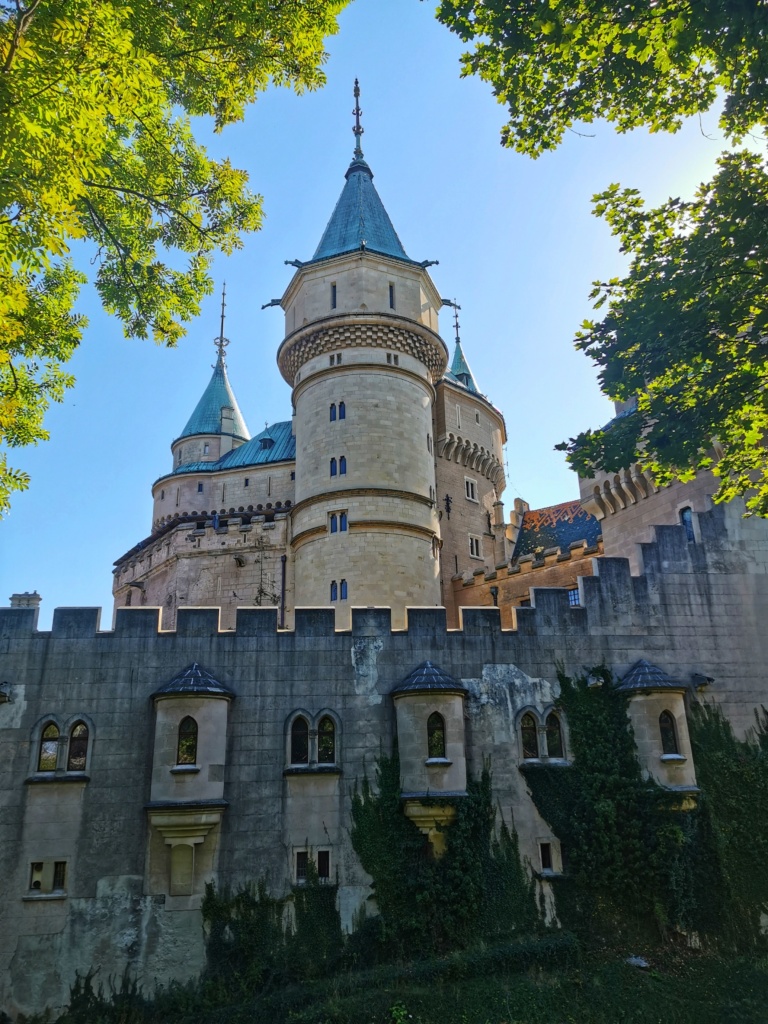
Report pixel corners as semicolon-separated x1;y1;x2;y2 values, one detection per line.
260;436;274;450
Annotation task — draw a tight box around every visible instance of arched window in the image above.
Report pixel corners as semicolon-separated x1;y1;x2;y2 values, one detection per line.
330;514;338;533
330;458;337;477
330;580;338;601
679;506;695;543
340;578;348;600
38;723;59;772
291;717;309;764
545;713;564;759
427;712;446;759
521;713;539;759
177;716;198;765
67;722;89;772
330;403;336;422
339;512;348;531
318;716;335;763
339;456;347;475
659;711;679;755
339;401;346;420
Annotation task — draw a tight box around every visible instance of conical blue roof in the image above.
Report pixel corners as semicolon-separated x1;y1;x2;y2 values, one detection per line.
177;354;249;442
447;339;478;393
311;156;410;263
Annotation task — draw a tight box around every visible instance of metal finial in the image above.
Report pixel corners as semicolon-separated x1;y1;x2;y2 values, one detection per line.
352;78;364;158
452;300;462;346
215;282;230;362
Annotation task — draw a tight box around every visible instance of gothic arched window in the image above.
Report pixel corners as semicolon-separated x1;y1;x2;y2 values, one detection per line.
291;717;309;764
330;403;336;422
339;401;346;420
427;712;446;759
177;716;198;765
330;580;338;601
38;723;59;772
339;512;348;531
330;458;337;477
318;716;336;764
659;711;679;755
339;578;348;600
330;514;338;533
67;722;89;772
545;713;564;759
521;713;539;760
339;456;347;475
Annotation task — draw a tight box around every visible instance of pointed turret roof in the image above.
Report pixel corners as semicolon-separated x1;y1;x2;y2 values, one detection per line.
448;338;479;393
310;80;410;265
177;352;250;442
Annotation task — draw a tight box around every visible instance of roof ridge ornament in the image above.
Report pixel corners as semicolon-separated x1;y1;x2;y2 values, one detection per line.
214;282;230;366
352;78;364;159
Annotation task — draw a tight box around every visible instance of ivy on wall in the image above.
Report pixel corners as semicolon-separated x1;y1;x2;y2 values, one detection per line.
350;750;540;956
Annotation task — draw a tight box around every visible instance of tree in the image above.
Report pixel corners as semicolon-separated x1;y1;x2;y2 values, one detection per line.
437;0;768;513
0;0;347;514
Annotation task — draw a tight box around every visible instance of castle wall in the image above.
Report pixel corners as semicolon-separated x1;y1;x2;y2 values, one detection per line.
3;500;768;1017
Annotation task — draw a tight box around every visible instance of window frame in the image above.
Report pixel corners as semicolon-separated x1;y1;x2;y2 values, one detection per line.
66;721;89;772
290;715;310;765
520;712;539;760
176;716;198;766
426;711;447;760
659;710;680;756
464;477;478;502
37;722;60;773
469;534;482;559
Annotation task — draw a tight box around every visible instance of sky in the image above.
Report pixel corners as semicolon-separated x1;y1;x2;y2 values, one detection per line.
0;0;734;627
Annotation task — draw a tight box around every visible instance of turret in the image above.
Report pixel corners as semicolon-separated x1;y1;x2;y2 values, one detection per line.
279;82;447;628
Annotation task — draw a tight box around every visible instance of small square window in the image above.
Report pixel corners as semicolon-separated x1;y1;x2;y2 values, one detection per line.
567;588;580;607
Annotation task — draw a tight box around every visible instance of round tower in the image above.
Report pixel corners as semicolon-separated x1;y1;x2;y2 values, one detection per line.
279;84;447;628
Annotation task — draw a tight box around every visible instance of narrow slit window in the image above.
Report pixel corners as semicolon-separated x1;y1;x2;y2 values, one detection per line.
545;713;564;759
340;579;348;600
427;712;446;759
660;711;679;755
339;512;348;531
330;458;337;477
539;843;553;872
389;283;395;309
197;482;204;493
38;723;59;772
318;716;335;764
291;717;309;764
331;283;337;309
339;456;346;475
177;716;198;765
330;580;338;602
330;514;338;534
521;713;539;759
67;722;89;772
339;401;345;420
330;403;337;422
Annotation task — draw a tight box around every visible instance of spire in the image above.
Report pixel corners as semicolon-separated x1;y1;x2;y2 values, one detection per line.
176;289;250;442
310;80;410;264
446;301;479;393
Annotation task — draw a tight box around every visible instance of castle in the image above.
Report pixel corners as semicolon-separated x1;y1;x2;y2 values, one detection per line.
2;86;768;1018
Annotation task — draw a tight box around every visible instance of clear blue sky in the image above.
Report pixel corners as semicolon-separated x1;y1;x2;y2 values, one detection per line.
0;0;731;627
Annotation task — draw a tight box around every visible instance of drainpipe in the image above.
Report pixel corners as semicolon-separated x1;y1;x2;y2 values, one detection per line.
279;554;287;629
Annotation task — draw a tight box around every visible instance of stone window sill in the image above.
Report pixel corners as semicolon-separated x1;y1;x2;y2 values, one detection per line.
283;765;342;776
26;772;90;785
520;758;571;768
537;869;563;880
660;754;687;763
23;891;67;901
170;765;200;775
425;757;452;766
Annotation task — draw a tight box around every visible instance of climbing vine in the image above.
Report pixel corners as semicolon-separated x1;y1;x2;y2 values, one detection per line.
350;750;540;957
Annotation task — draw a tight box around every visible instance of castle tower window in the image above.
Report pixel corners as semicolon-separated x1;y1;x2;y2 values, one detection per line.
339;456;347;475
244;478;249;487
539;842;553;872
469;535;481;558
330;514;338;533
330;403;337;422
338;401;345;420
125;589;132;607
318;716;336;764
67;722;89;772
339;512;348;532
204;443;209;454
177;716;198;765
389;283;395;309
521;713;539;759
296;850;308;882
197;482;204;493
331;283;337;309
38;723;59;772
160;490;165;500
340;579;348;600
545;713;564;759
330;458;337;477
330;580;338;601
291;717;309;764
680;506;695;543
53;861;67;891
427;712;446;759
659;711;679;755
317;850;330;881
465;478;477;501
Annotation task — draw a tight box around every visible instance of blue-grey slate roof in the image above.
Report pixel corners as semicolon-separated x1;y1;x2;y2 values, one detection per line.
392;660;466;695
615;660;684;693
153;662;234;698
311;156;410;264
171;421;295;477
177;354;250;442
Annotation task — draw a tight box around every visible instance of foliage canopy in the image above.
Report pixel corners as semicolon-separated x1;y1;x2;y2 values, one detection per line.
0;0;347;512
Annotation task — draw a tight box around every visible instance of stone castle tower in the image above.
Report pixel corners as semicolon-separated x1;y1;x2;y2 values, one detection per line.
112;83;509;630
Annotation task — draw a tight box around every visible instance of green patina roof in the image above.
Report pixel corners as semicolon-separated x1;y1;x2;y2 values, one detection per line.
447;339;478;393
177;354;250;442
310;155;411;264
